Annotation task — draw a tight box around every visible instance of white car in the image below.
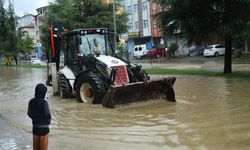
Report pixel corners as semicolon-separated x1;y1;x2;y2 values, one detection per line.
133;44;148;59
203;44;225;57
30;58;42;65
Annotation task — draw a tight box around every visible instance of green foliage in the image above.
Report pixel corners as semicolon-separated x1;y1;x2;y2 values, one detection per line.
168;43;178;56
0;63;47;68
155;0;250;73
0;0;8;54
234;49;243;58
16;32;34;55
155;0;250;45
40;0;128;45
22;37;34;55
0;0;17;56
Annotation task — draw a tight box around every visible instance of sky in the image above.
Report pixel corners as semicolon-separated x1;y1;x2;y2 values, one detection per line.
13;0;53;16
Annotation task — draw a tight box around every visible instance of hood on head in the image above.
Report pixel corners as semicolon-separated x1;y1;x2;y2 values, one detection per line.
35;83;47;99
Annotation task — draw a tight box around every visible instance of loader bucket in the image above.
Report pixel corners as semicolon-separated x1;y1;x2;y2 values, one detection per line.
102;77;176;108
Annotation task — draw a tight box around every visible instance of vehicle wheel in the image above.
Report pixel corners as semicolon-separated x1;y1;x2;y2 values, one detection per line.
59;74;72;98
76;72;106;104
214;52;219;57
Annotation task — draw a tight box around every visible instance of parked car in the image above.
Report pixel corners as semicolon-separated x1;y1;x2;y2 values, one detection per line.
203;44;226;57
187;45;205;56
133;44;148;59
30;57;42;65
148;48;166;58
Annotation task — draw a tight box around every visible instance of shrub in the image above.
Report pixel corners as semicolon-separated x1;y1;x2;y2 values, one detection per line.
234;49;243;58
168;43;178;56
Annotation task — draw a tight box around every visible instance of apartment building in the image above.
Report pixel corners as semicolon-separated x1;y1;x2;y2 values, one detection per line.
16;6;49;58
123;0;164;54
16;14;37;46
16;14;35;29
150;0;165;48
35;6;49;42
124;1;250;55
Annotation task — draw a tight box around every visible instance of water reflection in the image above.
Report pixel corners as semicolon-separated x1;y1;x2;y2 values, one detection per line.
0;67;250;149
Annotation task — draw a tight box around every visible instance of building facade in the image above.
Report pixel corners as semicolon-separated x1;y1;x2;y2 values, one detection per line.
16;6;49;58
123;0;164;54
35;6;49;43
16;14;35;29
16;14;37;47
149;0;165;48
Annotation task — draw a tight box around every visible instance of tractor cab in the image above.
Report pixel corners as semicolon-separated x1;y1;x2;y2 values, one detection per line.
62;28;114;75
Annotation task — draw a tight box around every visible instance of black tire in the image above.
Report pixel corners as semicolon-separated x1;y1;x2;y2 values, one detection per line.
58;74;72;98
76;72;106;104
214;52;219;57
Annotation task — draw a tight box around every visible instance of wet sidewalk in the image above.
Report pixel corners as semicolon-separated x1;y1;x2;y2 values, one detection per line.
132;56;250;72
0;116;31;150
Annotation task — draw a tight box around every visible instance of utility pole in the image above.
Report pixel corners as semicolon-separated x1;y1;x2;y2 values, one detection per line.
112;0;117;51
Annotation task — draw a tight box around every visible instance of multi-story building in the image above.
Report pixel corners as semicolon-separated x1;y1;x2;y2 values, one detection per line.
16;6;49;58
35;6;49;43
18;24;36;44
16;14;35;30
141;0;151;37
16;14;37;47
32;6;49;58
149;0;165;48
123;0;164;54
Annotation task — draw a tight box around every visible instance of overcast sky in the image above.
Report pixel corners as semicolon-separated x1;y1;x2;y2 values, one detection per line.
14;0;53;16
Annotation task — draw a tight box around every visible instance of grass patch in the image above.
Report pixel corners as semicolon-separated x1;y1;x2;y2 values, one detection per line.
0;64;47;68
1;63;249;79
145;68;250;79
233;53;250;62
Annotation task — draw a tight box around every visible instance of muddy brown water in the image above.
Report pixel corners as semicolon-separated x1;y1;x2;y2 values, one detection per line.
0;67;250;150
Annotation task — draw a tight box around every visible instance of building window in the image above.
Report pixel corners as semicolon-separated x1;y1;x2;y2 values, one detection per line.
127;6;132;12
143;2;148;11
133;4;138;13
154;20;157;29
135;22;139;30
143;20;148;29
152;2;156;10
128;23;133;31
153;9;156;15
44;11;48;17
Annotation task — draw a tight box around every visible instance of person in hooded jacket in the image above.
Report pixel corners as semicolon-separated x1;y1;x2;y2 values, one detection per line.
28;83;51;150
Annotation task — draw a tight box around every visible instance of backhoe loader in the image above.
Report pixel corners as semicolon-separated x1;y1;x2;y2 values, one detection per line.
46;22;176;108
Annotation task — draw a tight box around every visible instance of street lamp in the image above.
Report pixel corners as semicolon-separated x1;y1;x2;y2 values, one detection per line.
112;0;117;51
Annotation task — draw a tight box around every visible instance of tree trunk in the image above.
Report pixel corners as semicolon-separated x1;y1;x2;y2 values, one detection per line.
224;34;232;73
14;55;17;65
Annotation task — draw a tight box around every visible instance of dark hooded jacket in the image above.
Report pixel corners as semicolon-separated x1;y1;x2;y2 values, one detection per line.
28;83;51;136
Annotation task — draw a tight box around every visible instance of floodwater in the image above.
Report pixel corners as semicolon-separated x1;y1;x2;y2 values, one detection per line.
0;67;250;150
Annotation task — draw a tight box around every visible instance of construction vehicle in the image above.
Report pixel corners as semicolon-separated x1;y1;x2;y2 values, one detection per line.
46;22;176;108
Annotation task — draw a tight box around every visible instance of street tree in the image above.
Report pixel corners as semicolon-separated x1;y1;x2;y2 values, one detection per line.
0;0;18;64
6;0;17;64
16;32;34;56
155;0;250;73
40;0;128;46
0;0;8;55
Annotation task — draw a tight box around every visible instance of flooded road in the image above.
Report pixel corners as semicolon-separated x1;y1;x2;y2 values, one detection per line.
0;67;250;150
